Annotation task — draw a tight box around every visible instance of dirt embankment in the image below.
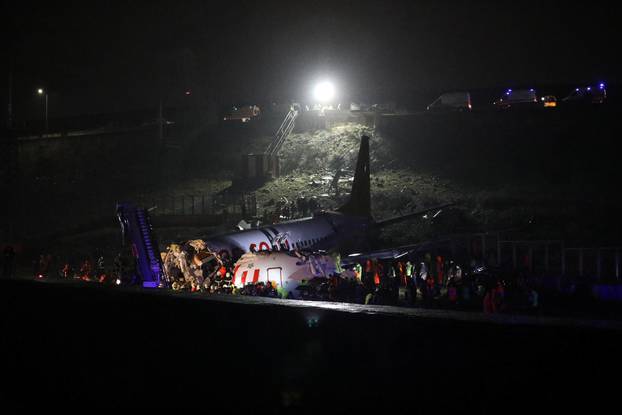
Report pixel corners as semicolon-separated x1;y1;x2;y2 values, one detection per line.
258;111;622;244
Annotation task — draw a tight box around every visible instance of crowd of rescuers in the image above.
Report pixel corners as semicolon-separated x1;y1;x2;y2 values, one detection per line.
27;246;539;314
32;250;138;286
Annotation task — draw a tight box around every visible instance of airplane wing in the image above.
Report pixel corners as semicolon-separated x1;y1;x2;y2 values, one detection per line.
341;247;414;265
373;202;457;228
340;236;461;266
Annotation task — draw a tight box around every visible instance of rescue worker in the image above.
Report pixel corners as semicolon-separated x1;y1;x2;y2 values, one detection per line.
435;255;444;287
374;260;382;287
354;262;363;282
79;258;93;281
2;245;16;279
297;195;308;217
417;262;428;301
404;261;417;294
96;256;106;282
447;278;458;306
528;287;539;310
37;254;52;278
399;263;408;287
364;259;374;290
494;280;505;312
483;285;495;314
364;291;374;305
332;252;343;274
331;168;342;197
455;265;463;281
61;263;72;279
113;253;124;281
308;196;319;214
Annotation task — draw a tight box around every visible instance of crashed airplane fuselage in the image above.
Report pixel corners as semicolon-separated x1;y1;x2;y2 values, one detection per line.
204;211;371;258
231;251;340;298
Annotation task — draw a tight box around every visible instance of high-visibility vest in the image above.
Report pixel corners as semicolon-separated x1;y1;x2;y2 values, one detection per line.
405;262;413;277
354;264;362;280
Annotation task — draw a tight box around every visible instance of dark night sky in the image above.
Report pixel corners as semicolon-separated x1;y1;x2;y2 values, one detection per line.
3;0;621;120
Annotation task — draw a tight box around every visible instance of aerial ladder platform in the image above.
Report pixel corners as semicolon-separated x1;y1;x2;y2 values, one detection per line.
241;106;298;182
116;202;167;288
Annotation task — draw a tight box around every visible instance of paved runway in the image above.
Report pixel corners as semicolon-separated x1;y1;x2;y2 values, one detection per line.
28;278;622;331
3;278;621;410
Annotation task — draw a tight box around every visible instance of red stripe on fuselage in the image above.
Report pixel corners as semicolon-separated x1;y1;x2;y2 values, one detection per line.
241;271;248;285
232;265;240;285
252;269;260;283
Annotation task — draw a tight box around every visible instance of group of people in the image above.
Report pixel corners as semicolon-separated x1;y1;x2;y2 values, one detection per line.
25;242;539;314
157;244;540;313
264;195;321;223
33;251;135;285
348;255;540;313
226;251;539;313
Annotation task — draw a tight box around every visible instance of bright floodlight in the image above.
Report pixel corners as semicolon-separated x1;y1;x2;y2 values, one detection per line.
313;81;335;102
37;88;44;95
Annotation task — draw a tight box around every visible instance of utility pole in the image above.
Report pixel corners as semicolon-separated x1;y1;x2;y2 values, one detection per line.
44;93;48;131
37;88;48;132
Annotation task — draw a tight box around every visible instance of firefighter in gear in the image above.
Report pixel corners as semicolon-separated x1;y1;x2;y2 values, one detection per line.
61;263;72;279
79;258;92;281
354;263;363;281
435;255;444;286
373;260;382;287
331;252;343;274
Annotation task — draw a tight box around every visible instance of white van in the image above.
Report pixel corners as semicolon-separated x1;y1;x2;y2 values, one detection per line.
493;89;538;109
427;92;472;111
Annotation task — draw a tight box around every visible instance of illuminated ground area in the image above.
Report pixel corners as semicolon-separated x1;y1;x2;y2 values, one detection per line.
2;279;620;410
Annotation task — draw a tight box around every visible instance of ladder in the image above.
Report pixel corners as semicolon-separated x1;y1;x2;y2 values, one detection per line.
266;108;298;156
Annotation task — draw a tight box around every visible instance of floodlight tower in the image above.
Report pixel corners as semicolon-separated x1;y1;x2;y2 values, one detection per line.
313;81;335;103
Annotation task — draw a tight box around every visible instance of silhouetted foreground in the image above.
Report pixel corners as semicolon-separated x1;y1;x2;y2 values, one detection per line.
1;279;620;411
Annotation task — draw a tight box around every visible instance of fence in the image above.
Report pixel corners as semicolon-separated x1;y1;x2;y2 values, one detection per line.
463;233;622;281
134;192;257;217
410;231;622;282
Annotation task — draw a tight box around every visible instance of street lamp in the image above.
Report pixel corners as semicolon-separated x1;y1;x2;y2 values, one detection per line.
37;88;48;131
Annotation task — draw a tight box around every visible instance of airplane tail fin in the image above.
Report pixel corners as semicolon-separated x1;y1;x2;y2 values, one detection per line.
338;135;371;217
